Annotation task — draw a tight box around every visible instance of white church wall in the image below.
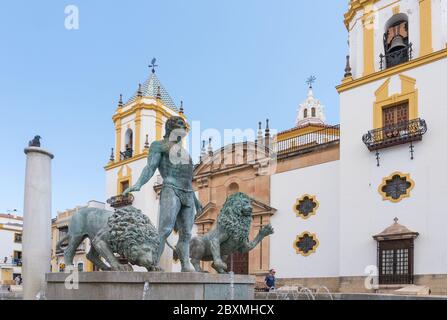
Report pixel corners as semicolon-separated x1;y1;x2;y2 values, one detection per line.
350;11;364;79
339;58;447;277
270;160;340;279
441;0;447;47
141;109;157;147
432;0;447;53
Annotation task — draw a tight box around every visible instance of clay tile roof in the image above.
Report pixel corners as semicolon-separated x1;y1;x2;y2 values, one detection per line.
126;72;178;111
373;218;419;241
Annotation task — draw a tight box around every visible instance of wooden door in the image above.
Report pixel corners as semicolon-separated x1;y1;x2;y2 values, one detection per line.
225;252;249;275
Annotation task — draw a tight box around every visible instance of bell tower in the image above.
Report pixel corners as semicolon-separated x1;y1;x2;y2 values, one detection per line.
342;0;447;79
296;77;326;128
337;0;447;287
104;60;185;227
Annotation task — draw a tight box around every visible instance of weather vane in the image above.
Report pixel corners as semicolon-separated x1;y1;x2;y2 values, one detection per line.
149;58;158;74
306;75;316;88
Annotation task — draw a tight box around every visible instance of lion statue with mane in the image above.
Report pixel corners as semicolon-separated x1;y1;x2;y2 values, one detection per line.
182;192;274;273
57;206;161;272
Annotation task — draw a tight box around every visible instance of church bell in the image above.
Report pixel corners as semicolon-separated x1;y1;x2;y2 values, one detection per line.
388;35;406;53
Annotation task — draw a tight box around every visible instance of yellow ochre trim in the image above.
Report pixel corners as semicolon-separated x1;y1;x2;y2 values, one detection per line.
115;119;122;161
392;5;400;15
135;109;142;155
85;260;94;272
378;172;415;203
362;3;376;76
277;126;329;141
345;0;402;30
104;153;147;171
112;102;178;123
156;110;163;140
117;165;132;195
419;0;433;56
373;75;418;129
293;194;320;220
337;48;447;92
293;232;320;257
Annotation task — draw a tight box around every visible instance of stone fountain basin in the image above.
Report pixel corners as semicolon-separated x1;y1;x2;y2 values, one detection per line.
46;272;255;300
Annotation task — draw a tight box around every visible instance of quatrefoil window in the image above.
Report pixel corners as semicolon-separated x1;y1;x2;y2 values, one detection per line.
379;172;415;203
294;232;319;257
293;195;319;219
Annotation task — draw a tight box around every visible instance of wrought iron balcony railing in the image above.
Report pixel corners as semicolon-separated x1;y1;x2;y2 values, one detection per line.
380;43;412;70
120;148;133;161
274;125;340;156
362;118;427;152
107;193;134;208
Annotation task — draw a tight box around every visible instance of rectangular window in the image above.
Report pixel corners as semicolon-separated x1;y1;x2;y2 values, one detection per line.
120;180;130;194
13;251;22;266
378;239;414;285
14;233;22;243
58;226;68;241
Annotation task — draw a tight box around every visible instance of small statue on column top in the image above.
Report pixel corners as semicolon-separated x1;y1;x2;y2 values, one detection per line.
28;136;41;148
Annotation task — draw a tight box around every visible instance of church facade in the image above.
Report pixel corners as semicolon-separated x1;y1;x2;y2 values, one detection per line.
103;0;447;294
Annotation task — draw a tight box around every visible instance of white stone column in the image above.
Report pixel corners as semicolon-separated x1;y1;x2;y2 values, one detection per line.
23;146;54;300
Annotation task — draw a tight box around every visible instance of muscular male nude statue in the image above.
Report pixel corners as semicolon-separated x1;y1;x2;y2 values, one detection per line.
123;116;202;272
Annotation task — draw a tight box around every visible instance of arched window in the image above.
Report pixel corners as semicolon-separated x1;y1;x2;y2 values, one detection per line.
382;14;410;69
125;129;133;150
311;107;316;117
228;182;239;196
121;129;133;160
304;109;308;118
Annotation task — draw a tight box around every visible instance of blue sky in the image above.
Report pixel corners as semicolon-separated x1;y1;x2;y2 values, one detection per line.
0;1;347;216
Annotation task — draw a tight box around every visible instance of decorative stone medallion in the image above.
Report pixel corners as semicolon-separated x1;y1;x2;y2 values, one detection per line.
379;172;415;203
293;194;319;219
293;232;319;257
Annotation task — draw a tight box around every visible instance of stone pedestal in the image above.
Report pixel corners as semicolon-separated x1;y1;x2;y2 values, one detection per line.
23;147;54;300
46;272;255;300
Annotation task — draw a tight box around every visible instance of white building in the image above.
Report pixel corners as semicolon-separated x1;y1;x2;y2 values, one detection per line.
269;0;447;294
98;1;447;294
51;201;105;273
0;214;22;285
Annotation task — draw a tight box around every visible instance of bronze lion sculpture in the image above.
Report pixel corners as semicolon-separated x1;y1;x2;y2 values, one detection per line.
175;192;274;274
57;206;161;272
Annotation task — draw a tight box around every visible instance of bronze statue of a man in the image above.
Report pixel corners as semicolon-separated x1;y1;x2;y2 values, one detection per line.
123;116;201;272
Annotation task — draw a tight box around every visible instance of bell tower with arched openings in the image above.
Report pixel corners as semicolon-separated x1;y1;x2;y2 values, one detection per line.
341;0;447;79
104;61;185;231
336;0;447;289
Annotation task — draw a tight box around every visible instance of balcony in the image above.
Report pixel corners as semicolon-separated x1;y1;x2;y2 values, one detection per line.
380;43;412;70
362;118;427;152
107;193;134;208
1;259;22;268
120;148;133;161
274;125;340;158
